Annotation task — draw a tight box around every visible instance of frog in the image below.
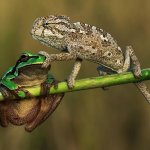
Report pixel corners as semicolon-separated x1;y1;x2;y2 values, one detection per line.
0;52;64;132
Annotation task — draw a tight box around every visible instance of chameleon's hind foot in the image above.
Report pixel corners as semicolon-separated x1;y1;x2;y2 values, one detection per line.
126;46;142;78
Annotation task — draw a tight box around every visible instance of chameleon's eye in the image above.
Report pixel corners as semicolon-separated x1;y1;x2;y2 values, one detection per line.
43;22;49;28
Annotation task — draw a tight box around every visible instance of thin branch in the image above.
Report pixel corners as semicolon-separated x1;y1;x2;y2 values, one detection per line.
0;68;150;101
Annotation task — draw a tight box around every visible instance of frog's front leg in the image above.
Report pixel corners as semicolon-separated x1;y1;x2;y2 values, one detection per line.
2;80;31;99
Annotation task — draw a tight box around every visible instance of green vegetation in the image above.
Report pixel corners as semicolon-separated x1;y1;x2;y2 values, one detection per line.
1;68;150;101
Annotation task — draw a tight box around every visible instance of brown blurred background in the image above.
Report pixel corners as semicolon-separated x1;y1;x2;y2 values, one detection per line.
0;0;150;150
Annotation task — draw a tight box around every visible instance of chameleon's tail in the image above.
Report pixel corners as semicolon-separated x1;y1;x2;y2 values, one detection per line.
135;82;150;104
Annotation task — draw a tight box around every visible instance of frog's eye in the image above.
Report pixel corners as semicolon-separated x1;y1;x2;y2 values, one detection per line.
20;54;29;62
11;54;30;74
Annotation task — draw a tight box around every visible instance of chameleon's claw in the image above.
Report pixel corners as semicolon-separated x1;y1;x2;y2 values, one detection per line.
38;51;50;58
67;77;75;89
38;51;51;68
133;68;142;78
42;60;51;68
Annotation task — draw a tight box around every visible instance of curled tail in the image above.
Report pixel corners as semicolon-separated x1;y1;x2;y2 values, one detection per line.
135;82;150;103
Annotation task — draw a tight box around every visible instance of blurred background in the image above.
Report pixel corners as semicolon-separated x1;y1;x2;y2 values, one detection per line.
0;0;150;150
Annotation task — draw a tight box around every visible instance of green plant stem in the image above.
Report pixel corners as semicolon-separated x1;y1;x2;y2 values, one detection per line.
0;68;150;101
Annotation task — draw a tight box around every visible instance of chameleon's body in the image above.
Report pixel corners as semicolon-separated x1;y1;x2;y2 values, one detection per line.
0;52;64;132
31;15;150;102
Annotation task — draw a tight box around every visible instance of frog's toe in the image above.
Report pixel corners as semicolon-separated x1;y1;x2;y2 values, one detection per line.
53;81;59;89
12;89;31;99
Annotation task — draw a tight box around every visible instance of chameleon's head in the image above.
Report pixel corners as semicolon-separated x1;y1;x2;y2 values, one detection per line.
31;15;74;50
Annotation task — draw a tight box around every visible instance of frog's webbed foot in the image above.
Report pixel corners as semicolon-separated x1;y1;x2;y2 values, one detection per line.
53;81;59;89
11;88;31;99
38;51;51;68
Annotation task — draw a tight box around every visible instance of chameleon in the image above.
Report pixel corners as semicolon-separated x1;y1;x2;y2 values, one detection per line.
30;15;150;102
0;52;64;132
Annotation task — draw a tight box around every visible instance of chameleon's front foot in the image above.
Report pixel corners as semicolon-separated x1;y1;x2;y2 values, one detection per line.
66;59;82;89
133;67;142;78
38;51;52;68
67;77;75;89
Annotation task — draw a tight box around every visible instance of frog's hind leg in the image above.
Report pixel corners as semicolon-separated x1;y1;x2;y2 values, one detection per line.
25;94;64;132
0;101;9;127
25;81;64;132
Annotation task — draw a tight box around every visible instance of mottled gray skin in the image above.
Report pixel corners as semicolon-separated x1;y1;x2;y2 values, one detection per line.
31;15;150;102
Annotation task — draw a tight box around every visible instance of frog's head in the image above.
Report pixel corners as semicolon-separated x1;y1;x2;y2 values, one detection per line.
11;52;48;74
31;15;74;50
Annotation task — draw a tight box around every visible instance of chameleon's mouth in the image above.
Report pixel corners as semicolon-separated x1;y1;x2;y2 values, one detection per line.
31;28;42;37
31;33;51;48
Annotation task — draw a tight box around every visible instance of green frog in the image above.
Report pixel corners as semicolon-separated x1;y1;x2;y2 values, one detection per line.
0;52;64;132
